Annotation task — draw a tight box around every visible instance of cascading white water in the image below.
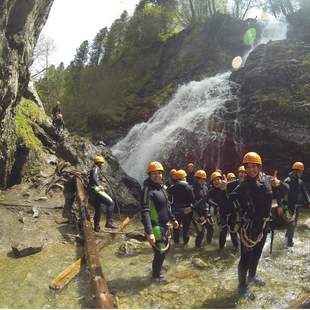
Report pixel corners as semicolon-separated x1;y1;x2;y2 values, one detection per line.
112;17;288;183
112;73;234;182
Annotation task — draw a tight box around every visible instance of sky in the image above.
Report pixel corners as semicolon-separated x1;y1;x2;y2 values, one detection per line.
41;0;141;67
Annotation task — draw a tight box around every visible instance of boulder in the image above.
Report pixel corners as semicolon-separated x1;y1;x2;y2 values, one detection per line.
11;241;43;257
117;239;149;256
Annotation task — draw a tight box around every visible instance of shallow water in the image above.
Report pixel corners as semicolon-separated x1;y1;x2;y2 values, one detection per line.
0;210;309;308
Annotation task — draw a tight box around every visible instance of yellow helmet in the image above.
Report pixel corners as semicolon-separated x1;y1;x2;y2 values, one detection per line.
187;163;194;169
243;152;262;165
292;162;304;171
227;172;236;181
195;170;207;179
94;155;105;164
238;165;246;173
147;161;164;173
170;169;177;176
175;169;187;180
211;171;222;182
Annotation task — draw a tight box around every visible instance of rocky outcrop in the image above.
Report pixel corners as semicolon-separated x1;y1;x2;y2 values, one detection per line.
226;40;310;180
32;120;141;213
0;0;53;188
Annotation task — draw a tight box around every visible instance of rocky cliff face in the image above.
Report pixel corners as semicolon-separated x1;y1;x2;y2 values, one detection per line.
225;39;310;179
0;0;53;188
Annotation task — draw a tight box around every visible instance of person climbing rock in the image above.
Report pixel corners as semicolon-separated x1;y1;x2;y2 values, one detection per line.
87;156;116;232
192;170;214;247
141;161;178;283
52;101;61;121
167;169;195;245
53;113;64;131
186;163;195;185
229;152;289;300
283;162;310;247
207;171;239;251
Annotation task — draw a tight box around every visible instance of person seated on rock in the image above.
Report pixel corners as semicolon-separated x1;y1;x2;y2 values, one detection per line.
192;170;214;247
186;163;196;186
282;162;310;247
207;171;239;251
87;156;116;232
141;161;178;283
167;169;195;245
53;113;65;132
52;101;61;121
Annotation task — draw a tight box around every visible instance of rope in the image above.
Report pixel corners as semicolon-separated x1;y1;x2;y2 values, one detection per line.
152;224;173;253
218;213;239;233
240;217;269;249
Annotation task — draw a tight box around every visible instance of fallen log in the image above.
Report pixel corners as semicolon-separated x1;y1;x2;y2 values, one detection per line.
49;217;130;291
74;177;114;308
287;293;310;309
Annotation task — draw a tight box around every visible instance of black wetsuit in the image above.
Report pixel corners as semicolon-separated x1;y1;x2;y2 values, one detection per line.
87;165;114;228
284;172;310;246
168;181;195;244
141;178;175;278
230;173;289;289
207;186;239;249
192;181;214;247
187;171;195;186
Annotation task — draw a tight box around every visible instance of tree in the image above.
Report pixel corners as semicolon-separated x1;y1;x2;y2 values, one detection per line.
266;0;295;17
73;40;89;67
177;0;227;26
103;11;129;61
30;34;56;79
89;27;108;66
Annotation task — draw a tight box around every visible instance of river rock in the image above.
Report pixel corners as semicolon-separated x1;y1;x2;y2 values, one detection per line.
191;257;209;269
299;218;310;231
11;241;43;257
117;239;149;256
125;231;146;241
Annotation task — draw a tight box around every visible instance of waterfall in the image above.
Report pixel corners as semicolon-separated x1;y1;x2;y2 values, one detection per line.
112;17;288;183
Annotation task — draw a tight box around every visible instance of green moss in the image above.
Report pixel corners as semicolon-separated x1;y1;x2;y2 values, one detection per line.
15;98;46;153
302;58;310;66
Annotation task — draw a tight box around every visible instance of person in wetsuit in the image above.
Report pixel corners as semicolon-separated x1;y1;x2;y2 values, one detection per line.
192;170;214;247
230;152;289;299
207;171;239;251
141;161;178;283
283;161;310;247
87;156;116;232
168;169;195;245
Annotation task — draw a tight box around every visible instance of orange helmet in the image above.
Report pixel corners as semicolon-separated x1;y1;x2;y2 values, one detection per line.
169;169;177;176
227;172;236;181
292;162;304;171
147;161;164;173
238;165;246;173
195;170;207;179
242;152;262;165
187;163;194;169
175;169;187;180
211;171;222;182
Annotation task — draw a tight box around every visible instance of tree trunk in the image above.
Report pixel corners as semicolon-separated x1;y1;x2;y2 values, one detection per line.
189;0;196;22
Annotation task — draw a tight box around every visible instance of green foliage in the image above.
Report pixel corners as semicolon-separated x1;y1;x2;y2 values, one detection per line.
74;40;89;66
89;27;108;66
15;98;46;153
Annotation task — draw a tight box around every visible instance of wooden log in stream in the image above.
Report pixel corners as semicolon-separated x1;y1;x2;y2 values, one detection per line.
287;293;310;309
49;217;130;291
75;177;113;308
